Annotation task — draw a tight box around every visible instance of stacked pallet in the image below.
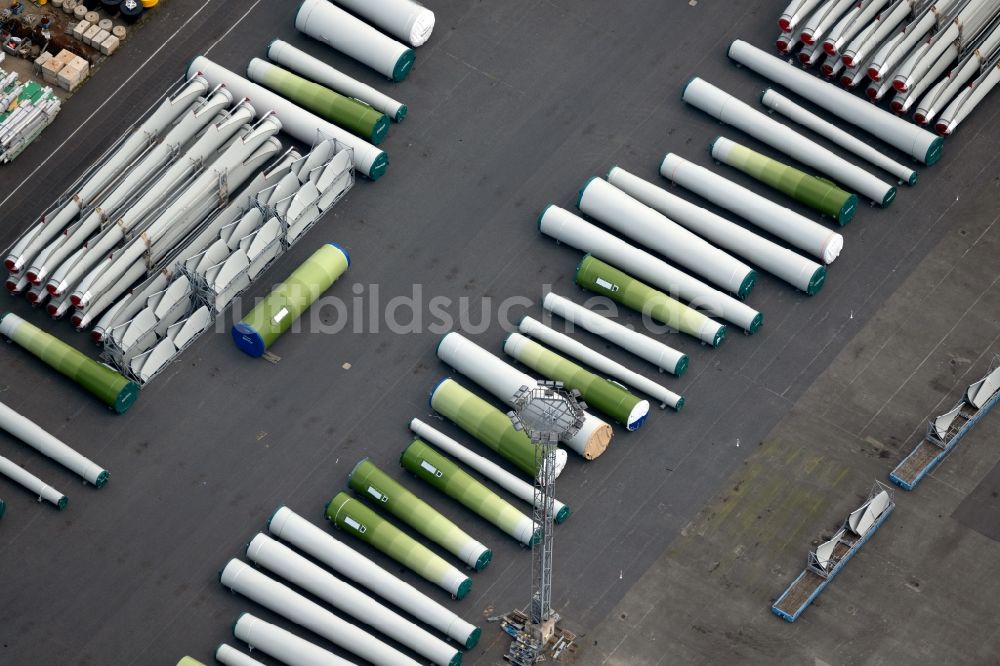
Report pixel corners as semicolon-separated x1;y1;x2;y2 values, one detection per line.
58;54;89;92
40;50;74;86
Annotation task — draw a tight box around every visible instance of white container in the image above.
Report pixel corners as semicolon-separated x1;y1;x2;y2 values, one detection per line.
221;559;417;666
682;77;896;207
539;205;763;333
268;40;408;122
660;153;844;265
437;331;613;460
608;166;826;294
760;88;917;186
333;0;435;47
728;39;944;165
267;506;481;649
246;534;459;666
232;614;355;666
542;292;688;375
296;0;415;81
577;177;756;298
186;56;387;180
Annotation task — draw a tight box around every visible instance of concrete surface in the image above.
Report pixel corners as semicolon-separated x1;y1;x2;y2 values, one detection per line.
0;0;997;664
584;175;1000;665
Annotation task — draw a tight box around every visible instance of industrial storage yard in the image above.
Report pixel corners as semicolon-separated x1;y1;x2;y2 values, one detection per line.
0;0;998;664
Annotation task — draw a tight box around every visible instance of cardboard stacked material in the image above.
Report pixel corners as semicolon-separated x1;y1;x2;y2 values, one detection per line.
42;50;75;85
82;24;101;46
34;51;53;71
72;20;91;41
99;34;120;56
57;55;89;92
99;35;120;56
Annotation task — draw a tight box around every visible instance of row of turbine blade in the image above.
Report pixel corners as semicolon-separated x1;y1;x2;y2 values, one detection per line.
99;138;355;384
778;0;1000;133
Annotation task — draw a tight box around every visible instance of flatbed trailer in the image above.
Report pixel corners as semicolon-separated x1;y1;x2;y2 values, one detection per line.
890;360;1000;491
772;482;895;622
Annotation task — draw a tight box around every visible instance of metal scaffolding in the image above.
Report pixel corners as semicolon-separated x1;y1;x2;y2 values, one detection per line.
506;381;584;664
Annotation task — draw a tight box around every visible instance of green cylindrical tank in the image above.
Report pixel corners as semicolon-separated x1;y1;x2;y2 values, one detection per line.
0;312;139;413
349;458;492;571
573;255;727;348
429;379;545;479
402;439;541;545
247;58;391;145
711;136;857;226
325;491;473;599
503;333;650;431
232;243;350;357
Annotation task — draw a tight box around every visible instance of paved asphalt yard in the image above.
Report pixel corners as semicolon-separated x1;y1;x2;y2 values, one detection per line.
0;1;997;665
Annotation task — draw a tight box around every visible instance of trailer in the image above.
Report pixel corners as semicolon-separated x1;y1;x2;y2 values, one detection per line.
771;481;895;622
890;358;1000;490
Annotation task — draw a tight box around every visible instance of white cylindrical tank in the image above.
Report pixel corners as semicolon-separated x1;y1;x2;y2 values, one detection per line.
232;613;356;666
518;316;683;410
728;39;944;165
246;534;460;666
296;0;415;81
682;77;896;207
660;153;844;265
0;454;67;509
576;177;757;298
408;418;572;522
215;644;266;666
266;506;481;649
543;292;687;374
760;89;917;186
220;559;417;666
186;56;387;180
436;331;612;460
331;0;435;47
539;205;763;333
267;40;408;122
607;166;826;294
0;401;108;487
